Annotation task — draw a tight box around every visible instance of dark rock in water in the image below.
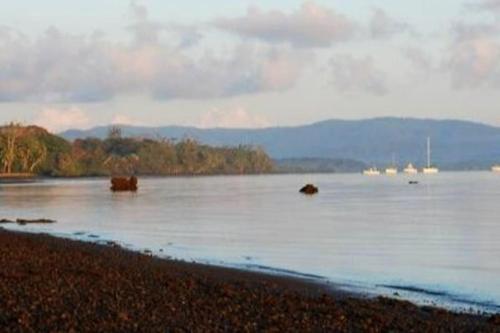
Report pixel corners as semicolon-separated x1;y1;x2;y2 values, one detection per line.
111;176;138;192
409;181;419;185
300;184;319;195
0;219;14;224
16;218;56;225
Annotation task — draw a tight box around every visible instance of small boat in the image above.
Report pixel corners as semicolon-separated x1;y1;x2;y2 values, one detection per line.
492;165;500;173
385;167;398;175
385;154;398;175
363;167;381;176
404;163;418;174
422;167;439;174
422;137;439;174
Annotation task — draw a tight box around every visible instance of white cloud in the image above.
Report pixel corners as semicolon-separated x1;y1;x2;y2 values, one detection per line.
198;107;270;129
329;54;388;96
442;4;500;89
34;106;90;132
403;47;434;72
0;3;309;103
446;36;500;88
214;2;356;48
369;8;414;39
467;0;500;13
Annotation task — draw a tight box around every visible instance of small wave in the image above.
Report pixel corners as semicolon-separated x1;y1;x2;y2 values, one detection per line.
379;284;448;297
240;263;327;281
379;284;500;312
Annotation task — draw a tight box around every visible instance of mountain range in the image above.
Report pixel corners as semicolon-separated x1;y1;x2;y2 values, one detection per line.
61;118;500;170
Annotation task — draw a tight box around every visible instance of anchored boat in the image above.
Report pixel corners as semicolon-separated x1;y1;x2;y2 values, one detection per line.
385;154;398;175
422;137;439;174
404;163;418;174
363;167;381;176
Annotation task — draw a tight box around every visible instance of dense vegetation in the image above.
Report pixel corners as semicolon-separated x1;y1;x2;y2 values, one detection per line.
0;124;273;177
62;118;500;169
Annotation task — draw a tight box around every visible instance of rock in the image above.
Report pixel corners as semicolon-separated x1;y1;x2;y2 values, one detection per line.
16;218;56;225
300;184;319;195
111;176;138;192
409;181;419;185
0;219;14;224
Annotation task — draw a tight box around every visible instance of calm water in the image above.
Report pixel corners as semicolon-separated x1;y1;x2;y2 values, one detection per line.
1;172;500;312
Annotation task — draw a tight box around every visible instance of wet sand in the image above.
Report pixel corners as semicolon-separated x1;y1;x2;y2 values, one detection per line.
0;229;498;332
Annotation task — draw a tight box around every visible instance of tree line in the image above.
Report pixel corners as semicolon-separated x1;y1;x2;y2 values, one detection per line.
0;124;274;177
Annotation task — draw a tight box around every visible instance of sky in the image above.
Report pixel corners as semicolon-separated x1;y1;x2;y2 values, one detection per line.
1;0;500;131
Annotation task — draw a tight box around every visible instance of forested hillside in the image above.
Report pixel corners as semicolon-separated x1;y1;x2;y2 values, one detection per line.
0;124;273;177
62;118;500;169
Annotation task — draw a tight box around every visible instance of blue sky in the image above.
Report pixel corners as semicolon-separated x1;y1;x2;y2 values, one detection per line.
1;0;499;131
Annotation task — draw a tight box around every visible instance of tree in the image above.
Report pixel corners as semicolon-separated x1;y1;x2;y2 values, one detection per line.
0;124;275;177
17;138;48;173
108;126;123;140
0;123;23;174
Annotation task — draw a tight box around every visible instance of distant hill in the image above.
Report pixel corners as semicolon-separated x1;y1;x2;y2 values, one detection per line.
61;118;500;170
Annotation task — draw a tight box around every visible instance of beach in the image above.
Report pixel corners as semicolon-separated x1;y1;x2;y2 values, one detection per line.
0;229;498;332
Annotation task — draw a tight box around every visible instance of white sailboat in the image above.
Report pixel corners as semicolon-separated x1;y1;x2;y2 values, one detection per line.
422;137;439;174
385;167;398;175
404;163;418;174
363;167;381;176
385;154;398;175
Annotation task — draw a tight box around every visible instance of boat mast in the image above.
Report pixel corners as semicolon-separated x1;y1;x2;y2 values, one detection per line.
427;137;431;168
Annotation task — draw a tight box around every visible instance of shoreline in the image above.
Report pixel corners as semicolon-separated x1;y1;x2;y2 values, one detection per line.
5;225;498;314
0;229;498;331
0;169;497;182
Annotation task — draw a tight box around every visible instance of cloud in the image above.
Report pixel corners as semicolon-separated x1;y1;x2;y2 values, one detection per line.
127;1;164;45
451;21;500;41
446;36;500;88
34;107;90;132
444;15;500;89
214;2;356;48
0;1;309;103
198;107;270;129
0;28;308;103
149;44;309;100
369;8;414;39
329;54;388;96
403;47;433;71
402;47;437;81
0;27;120;103
467;0;500;13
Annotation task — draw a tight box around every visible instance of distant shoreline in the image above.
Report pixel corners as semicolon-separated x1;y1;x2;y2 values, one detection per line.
0;168;496;182
0;228;497;331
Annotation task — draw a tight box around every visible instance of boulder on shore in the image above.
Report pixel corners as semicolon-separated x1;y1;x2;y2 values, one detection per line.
111;176;138;192
300;184;319;195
